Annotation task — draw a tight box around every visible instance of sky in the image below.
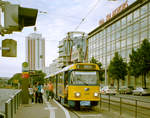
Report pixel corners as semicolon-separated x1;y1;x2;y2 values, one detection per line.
0;0;136;77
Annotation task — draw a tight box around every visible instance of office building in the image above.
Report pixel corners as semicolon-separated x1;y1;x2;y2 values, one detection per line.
88;0;150;86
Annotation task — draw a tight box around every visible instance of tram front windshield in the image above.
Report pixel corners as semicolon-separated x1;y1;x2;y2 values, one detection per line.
70;71;99;85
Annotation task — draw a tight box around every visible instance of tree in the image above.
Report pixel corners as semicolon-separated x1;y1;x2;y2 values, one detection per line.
90;57;104;82
8;73;22;88
108;52;127;91
129;49;141;88
138;39;150;88
30;70;46;85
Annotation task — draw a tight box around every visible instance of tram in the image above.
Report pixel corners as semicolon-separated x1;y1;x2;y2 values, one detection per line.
45;63;100;108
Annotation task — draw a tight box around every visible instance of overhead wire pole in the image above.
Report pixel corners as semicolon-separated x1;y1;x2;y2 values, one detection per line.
74;0;101;31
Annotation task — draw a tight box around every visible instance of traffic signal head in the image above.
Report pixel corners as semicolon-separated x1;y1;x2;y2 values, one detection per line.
4;3;38;32
2;39;17;57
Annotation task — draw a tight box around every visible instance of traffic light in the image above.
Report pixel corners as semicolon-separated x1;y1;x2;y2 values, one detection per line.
4;3;38;32
2;39;17;57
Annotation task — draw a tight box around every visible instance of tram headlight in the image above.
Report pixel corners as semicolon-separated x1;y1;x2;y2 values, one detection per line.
75;92;81;97
94;92;99;97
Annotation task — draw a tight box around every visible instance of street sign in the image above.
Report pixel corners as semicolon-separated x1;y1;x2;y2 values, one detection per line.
22;72;29;78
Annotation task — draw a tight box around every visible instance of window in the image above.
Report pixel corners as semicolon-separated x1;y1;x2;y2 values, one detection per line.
141;4;148;15
121;50;126;58
133;33;139;44
116;31;121;39
112;24;115;31
140;17;147;28
116;41;120;49
121;28;126;36
133;22;139;31
112;41;115;51
107;44;110;52
116;21;120;28
122;17;126;26
127;48;132;57
127;36;132;46
140;31;147;41
133;9;139;19
121;39;126;48
127;26;132;34
127;13;132;23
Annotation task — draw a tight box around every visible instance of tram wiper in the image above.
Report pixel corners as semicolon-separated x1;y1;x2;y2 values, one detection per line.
77;78;88;86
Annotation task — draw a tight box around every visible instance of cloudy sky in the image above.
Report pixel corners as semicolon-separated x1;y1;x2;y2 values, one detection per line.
0;0;135;77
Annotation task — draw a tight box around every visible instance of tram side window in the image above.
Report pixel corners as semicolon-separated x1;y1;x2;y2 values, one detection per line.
64;72;68;86
70;72;75;84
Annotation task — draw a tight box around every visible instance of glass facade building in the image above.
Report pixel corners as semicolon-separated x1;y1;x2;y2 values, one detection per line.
88;0;150;86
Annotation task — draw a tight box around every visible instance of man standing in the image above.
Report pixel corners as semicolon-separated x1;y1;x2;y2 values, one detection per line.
48;81;54;100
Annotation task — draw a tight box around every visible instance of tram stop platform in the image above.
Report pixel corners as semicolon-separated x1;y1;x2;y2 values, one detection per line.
14;98;123;118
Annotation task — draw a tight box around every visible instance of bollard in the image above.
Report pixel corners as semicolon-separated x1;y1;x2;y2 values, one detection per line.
100;93;102;110
5;102;8;118
120;97;122;116
135;100;137;118
108;94;110;111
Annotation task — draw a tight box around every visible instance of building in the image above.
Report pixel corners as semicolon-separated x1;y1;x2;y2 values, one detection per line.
25;33;45;72
88;0;150;87
58;31;87;68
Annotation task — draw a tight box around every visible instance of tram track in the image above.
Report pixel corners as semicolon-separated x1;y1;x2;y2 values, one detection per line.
68;107;102;118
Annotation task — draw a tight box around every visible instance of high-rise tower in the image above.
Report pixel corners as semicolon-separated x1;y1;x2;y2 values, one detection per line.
25;33;45;72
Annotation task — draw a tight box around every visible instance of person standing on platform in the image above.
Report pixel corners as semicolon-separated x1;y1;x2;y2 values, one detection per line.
37;83;43;103
48;81;54;100
28;84;34;104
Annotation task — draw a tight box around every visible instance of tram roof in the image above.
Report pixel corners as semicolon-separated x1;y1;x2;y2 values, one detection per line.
45;63;99;78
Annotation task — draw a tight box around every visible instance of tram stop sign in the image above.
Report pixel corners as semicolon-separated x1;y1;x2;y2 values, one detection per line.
22;72;29;78
22;62;29;72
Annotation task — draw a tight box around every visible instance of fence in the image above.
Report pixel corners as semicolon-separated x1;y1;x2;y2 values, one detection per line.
4;90;22;118
100;94;150;118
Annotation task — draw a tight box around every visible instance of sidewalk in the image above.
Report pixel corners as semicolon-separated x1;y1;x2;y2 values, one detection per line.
14;103;49;118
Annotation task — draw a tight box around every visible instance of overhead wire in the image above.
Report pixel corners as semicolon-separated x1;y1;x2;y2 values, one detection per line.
74;0;101;30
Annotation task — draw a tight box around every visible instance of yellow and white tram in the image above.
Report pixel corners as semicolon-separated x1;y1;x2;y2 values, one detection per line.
45;63;100;108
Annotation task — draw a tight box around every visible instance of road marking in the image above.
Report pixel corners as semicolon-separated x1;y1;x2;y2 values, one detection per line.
43;97;57;118
79;114;102;117
53;99;71;118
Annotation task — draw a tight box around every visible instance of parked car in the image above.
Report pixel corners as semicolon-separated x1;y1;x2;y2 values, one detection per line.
101;86;117;95
132;87;150;96
119;86;134;94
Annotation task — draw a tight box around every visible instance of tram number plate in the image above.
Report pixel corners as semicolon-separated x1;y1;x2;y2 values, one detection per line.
80;101;91;106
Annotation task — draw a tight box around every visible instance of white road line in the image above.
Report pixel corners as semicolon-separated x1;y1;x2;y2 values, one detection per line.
43;96;56;118
79;114;102;117
53;99;71;118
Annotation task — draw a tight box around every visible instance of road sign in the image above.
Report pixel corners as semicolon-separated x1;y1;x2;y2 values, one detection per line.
22;72;29;78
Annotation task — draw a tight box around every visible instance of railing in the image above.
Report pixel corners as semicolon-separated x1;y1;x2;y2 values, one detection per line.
4;90;22;118
100;94;150;118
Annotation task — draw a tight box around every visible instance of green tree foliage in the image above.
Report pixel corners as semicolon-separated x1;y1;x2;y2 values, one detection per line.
129;49;141;77
8;73;22;87
129;39;150;88
139;39;150;88
108;52;127;91
90;56;104;81
31;70;46;85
